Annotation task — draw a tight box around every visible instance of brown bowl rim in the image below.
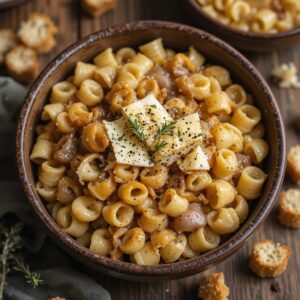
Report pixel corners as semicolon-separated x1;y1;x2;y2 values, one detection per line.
187;0;300;40
0;0;26;9
16;20;286;278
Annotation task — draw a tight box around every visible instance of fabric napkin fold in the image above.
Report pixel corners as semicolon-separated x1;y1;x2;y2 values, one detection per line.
0;77;111;300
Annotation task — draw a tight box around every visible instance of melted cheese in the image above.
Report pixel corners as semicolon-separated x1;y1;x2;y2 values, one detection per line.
177;145;210;172
103;117;153;167
152;113;202;166
121;93;173;148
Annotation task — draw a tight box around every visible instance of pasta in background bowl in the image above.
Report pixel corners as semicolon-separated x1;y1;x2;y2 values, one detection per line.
17;21;286;280
185;0;300;52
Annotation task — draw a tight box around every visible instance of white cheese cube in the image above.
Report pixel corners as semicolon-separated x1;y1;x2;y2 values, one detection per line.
121;93;173;148
152;113;202;166
177;145;210;172
103;118;153;167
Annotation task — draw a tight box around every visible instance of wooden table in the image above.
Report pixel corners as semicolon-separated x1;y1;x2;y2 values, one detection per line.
1;1;300;299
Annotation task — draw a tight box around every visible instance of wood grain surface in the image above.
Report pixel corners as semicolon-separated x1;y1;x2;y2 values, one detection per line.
1;0;299;299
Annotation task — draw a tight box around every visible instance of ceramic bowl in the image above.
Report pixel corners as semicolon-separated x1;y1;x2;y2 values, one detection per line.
185;0;300;52
0;0;27;9
17;21;286;281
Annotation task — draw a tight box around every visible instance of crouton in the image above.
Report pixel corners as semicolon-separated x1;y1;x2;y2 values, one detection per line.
0;29;17;64
198;272;229;300
272;62;300;89
82;0;117;18
249;240;290;278
18;13;58;54
287;145;300;185
5;46;39;83
279;189;300;228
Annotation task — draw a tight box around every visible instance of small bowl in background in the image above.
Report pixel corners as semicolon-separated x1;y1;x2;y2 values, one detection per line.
185;0;300;52
17;21;286;281
0;0;27;9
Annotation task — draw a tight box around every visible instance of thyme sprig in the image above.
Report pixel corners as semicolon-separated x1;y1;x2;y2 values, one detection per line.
11;255;43;287
154;140;168;151
0;222;43;299
128;116;146;143
154;120;177;140
128;117;177;156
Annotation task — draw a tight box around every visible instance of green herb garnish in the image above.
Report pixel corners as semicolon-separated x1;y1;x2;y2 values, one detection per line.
0;222;43;298
154;140;168;151
154;120;177;139
128;117;146;143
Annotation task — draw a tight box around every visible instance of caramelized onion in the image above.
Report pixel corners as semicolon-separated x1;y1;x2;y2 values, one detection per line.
172;203;206;233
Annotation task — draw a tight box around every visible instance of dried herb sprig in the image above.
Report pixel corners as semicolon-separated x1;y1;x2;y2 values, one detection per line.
0;222;43;299
0;223;23;298
11;255;43;287
154;140;168;151
128;116;146;143
154;120;177;140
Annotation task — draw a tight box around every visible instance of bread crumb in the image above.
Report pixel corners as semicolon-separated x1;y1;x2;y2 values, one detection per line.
18;13;58;54
198;272;229;300
249;240;290;278
287;145;300;185
82;0;117;17
5;45;39;83
279;189;300;228
272;62;300;89
0;29;18;65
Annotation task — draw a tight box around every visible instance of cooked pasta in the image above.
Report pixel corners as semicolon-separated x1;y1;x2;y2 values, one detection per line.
160;234;187;263
88;175;117;201
139;38;166;63
102;201;134;227
73;62;96;87
237;166;267;200
197;0;300;33
188;227;220;252
90;228;113;256
76;79;104;106
120;227;145;254
130;242;160;265
50;81;77;104
71;196;103;222
30;139;54;164
207;208;240;235
94;66;116;89
56;205;88;238
30;39;269;265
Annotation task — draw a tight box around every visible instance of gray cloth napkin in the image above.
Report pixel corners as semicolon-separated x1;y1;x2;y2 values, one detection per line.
0;77;111;300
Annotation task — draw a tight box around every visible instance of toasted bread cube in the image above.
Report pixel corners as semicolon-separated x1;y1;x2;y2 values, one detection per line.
18;13;58;54
198;272;229;300
287;145;300;185
5;46;39;83
82;0;117;17
0;29;17;65
279;189;300;228
249;240;290;278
